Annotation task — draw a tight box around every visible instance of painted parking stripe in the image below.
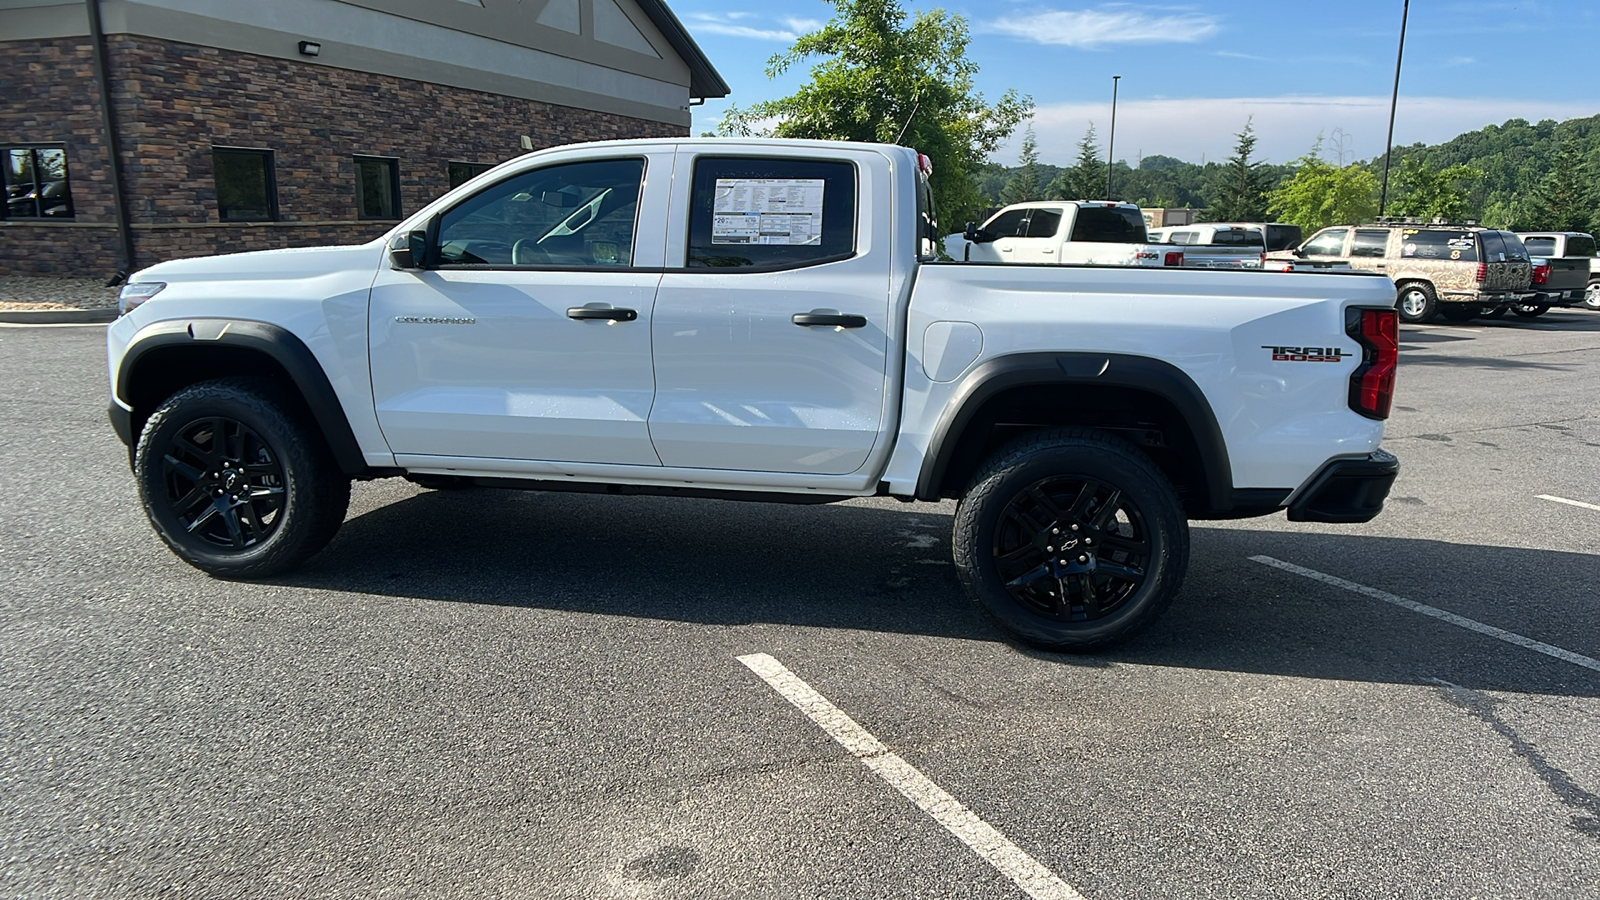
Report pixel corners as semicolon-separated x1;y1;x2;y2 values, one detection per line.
1537;494;1600;513
737;653;1088;900
1250;556;1600;674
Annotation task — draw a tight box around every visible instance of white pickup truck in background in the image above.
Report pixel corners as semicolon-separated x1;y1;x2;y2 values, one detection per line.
107;138;1400;652
944;201;1185;268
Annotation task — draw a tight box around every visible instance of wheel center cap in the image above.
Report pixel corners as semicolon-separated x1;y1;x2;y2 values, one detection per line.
222;471;243;492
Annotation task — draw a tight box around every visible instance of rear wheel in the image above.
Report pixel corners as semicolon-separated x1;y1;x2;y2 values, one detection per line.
953;429;1189;652
1396;283;1437;323
1512;302;1550;318
135;378;350;578
1585;281;1600;311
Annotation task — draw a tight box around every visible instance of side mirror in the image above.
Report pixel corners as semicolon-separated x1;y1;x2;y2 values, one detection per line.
1293;247;1307;258
963;221;999;244
391;216;440;269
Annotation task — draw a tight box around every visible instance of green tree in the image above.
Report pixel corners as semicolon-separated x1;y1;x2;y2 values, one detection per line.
1267;141;1378;230
1389;156;1483;221
1047;125;1106;200
1523;137;1595;231
1207;118;1267;221
1000;126;1041;205
717;0;1030;231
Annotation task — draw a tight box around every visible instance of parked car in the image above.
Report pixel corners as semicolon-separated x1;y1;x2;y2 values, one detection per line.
946;201;1185;267
1272;223;1534;323
107;137;1400;652
1516;232;1598;313
1150;222;1313;270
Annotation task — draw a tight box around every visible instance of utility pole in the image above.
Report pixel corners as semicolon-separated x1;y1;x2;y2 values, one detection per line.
1107;75;1121;199
1378;0;1410;217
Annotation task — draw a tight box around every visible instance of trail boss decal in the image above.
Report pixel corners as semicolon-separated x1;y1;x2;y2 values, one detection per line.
1262;345;1354;363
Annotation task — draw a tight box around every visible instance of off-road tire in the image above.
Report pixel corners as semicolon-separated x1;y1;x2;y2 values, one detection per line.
1396;282;1438;323
952;428;1189;653
135;378;350;578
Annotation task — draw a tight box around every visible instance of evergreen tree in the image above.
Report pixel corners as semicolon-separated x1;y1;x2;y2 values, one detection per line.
1525;137;1595;231
1047;125;1106;200
1207;118;1267;221
1000;126;1041;205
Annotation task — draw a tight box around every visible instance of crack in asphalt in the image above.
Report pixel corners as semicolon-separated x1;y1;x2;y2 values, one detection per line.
1429;678;1600;840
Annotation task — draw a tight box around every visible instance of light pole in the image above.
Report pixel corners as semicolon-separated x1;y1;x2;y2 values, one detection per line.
1378;0;1410;217
1107;75;1121;199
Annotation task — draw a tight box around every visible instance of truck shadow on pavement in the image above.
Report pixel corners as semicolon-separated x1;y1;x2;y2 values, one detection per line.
281;486;1600;699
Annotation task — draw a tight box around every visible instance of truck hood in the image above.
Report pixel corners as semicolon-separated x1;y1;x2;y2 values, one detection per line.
131;241;386;284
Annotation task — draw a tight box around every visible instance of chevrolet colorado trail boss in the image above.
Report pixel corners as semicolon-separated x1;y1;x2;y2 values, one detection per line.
107;138;1400;651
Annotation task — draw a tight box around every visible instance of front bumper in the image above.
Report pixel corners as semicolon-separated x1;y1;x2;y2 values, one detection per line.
1286;449;1399;523
109;403;133;447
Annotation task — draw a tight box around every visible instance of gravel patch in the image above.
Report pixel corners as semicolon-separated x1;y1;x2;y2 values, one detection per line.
0;276;120;310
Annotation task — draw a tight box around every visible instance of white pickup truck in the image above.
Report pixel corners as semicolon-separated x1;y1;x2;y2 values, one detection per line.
107;138;1400;651
944;201;1185;268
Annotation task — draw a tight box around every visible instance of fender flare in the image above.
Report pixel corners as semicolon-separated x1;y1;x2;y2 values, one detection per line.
914;352;1234;512
116;319;369;477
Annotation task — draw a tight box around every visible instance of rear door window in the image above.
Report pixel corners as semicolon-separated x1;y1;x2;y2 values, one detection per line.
1024;208;1063;238
1069;206;1148;243
1401;230;1477;262
1301;228;1348;257
686;156;857;269
1351;229;1388;258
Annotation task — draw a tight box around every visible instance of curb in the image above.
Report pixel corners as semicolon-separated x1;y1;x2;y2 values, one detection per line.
0;306;118;325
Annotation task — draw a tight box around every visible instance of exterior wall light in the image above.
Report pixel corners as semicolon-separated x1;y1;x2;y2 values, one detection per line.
298;41;321;56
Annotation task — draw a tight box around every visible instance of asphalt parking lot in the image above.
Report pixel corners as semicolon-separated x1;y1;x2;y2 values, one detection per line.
3;311;1598;899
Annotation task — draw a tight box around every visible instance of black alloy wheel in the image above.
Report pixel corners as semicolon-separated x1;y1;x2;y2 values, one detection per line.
136;378;349;578
160;416;286;549
990;476;1151;624
953;429;1189;652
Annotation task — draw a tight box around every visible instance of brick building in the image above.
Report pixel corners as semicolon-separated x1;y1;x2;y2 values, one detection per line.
0;0;726;277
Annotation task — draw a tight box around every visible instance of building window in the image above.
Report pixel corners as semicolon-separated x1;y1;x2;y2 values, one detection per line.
213;148;277;221
448;161;495;189
355;156;401;220
3;146;74;219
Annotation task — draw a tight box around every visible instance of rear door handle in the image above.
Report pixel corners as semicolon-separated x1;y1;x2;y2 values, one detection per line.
567;306;637;322
792;310;867;328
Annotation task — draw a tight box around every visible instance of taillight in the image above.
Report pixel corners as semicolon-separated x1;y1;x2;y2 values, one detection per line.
1164;251;1184;267
1348;307;1397;420
1532;263;1550;286
1475;261;1487;283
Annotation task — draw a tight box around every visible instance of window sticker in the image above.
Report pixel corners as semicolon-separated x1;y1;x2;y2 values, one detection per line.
1402;242;1416;257
711;178;824;245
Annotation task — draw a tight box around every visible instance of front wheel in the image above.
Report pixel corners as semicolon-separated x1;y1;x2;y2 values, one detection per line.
952;429;1189;652
135;378;350;578
1512;302;1550;318
1396;283;1437;323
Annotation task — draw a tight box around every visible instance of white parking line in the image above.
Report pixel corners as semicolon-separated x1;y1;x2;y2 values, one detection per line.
1536;494;1600;513
1250;556;1600;674
737;653;1088;900
0;321;109;329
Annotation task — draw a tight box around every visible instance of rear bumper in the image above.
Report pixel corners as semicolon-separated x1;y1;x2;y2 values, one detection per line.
1286;449;1399;524
1535;288;1585;306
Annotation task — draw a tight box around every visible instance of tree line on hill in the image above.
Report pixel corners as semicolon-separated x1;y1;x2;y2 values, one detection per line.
981;114;1600;234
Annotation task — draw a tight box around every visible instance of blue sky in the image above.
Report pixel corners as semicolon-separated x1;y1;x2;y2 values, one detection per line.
680;0;1598;167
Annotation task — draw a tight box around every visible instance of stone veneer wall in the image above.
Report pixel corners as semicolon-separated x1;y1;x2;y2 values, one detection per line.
0;35;685;277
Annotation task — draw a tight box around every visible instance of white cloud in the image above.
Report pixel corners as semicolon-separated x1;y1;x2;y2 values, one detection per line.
686;13;821;42
985;7;1220;49
1006;95;1600;168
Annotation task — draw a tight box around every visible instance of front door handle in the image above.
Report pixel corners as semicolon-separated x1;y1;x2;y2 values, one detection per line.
567;306;637;322
792;310;867;328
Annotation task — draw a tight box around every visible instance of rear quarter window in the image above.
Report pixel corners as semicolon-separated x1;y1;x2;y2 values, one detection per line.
1401;230;1477;262
1568;234;1597;257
